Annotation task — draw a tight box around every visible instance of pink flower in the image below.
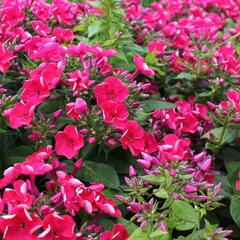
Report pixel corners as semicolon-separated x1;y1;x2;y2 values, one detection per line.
134;55;155;76
120;121;145;156
52;0;78;26
55;125;84;160
3;101;35;129
89;45;117;58
0;2;25;28
39;213;76;240
158;134;192;163
31;63;63;91
94;192;122;217
66;98;89;120
53;27;74;42
30;42;66;62
67;70;94;95
194;103;210;121
3;180;33;208
180;114;198;134
14;146;53;176
227;90;240;111
31;21;51;37
102;101;129;129
21;78;50;106
100;224;128;240
68;42;89;57
147;41;166;56
143;132;158;154
94;77;129;107
0;206;42;240
236;179;240;191
0;43;15;73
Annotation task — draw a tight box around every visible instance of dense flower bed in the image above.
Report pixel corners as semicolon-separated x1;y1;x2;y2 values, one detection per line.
0;0;240;239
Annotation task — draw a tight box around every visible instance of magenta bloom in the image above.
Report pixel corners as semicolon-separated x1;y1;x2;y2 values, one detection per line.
3;101;35;129
31;21;51;37
102;101;129;129
21;78;50;106
39;213;76;240
134;55;155;76
53;27;74;42
0;44;15;73
55;125;84;160
67;70;94;95
0;207;42;240
120;120;145;156
94;76;129;107
100;224;129;240
227;90;240;111
236;179;240;191
147;41;167;56
66;98;89;120
158;134;191;163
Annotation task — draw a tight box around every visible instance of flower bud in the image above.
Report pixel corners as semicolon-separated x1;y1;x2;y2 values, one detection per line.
129;165;136;177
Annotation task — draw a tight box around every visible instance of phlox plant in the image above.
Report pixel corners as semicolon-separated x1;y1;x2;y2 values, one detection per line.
0;0;240;239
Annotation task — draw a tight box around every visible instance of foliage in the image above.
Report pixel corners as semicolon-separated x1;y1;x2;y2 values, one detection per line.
0;0;240;239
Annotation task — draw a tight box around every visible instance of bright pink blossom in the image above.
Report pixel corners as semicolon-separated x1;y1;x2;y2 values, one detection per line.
120;121;145;156
0;207;42;240
100;224;128;240
227;90;240;111
55;125;84;160
147;41;166;56
102;101;129;129
134;55;155;76
3;180;33;209
94;77;129;107
3;101;35;129
53;27;74;42
0;44;15;73
39;213;76;240
236;179;240;191
67;70;94;95
21;78;50;106
66;98;89;120
31;21;51;37
158;134;192;163
143;132;158;154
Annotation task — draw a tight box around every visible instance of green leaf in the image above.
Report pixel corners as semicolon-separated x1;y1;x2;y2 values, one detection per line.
201;127;238;145
220;148;240;175
88;1;102;9
141;175;164;185
172;200;199;225
76;161;120;189
230;195;240;226
0;129;6;135
140;100;176;112
150;229;170;240
176;221;197;231
116;218;138;235
145;51;158;66
73;24;87;32
88;21;103;38
215;175;233;199
128;228;148;240
176;72;196;81
135;111;151;123
5;146;33;165
103;39;115;47
154;188;169;199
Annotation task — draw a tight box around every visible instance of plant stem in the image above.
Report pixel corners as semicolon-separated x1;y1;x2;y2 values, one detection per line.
212;32;240;51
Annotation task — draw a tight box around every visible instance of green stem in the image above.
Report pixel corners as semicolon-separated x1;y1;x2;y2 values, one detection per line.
212;32;240;51
216;119;228;151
